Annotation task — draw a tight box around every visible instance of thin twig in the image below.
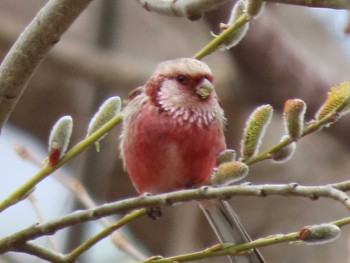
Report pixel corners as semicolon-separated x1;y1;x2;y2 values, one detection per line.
27;195;60;252
0;113;122;213
13;143;147;260
142;233;298;262
13;215;350;263
13;242;66;263
11;216;350;263
245;106;345;165
64;209;146;262
193;13;249;60
142;216;350;262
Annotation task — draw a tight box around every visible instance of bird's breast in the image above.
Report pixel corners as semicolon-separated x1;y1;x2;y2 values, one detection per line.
122;101;226;194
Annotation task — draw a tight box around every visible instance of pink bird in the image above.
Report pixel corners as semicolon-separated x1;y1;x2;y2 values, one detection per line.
120;58;265;263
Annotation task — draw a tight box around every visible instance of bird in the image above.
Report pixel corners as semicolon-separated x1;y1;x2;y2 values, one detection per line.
120;58;265;263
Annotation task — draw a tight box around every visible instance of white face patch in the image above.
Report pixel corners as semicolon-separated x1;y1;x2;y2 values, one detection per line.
157;78;224;128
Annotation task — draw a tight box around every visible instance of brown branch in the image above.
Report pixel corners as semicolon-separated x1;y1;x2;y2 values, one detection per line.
0;0;94;132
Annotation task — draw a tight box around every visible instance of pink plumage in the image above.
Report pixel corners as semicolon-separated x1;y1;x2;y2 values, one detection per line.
120;58;226;194
120;58;265;263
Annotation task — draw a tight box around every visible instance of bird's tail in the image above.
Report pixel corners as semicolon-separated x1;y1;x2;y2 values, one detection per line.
199;199;265;263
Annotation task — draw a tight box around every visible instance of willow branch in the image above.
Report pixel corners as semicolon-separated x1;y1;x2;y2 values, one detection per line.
1;180;350;254
14;143;147;261
64;209;146;262
0;113;123;213
13;242;66;263
245;104;345;165
143;233;297;262
193;13;249;60
263;0;350;9
143;217;350;262
27;195;59;252
0;0;94;132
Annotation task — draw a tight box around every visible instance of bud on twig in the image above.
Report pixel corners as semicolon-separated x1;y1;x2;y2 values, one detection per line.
210;161;249;185
246;0;264;18
315;81;350;121
87;96;121;152
216;149;236;166
270;136;296;163
48;116;73;166
241;104;273;160
219;0;249;50
298;223;341;245
283;99;306;141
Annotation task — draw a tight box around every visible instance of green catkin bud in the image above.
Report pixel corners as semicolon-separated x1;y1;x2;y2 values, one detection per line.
210;161;249;186
216;149;236;166
219;0;250;51
283;99;306;141
270;136;296;163
315;81;350;121
241;104;273;160
87;96;121;152
298;224;341;245
48;115;73;166
246;0;264;18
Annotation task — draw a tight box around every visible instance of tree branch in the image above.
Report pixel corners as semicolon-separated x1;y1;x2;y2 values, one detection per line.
14;143;147;261
13;242;66;263
263;0;350;9
64;209;146;262
1;180;350;254
0;0;94;132
0;113;123;213
193;13;249;60
143;217;350;262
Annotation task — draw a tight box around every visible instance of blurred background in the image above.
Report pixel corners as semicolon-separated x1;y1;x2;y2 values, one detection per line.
0;0;350;262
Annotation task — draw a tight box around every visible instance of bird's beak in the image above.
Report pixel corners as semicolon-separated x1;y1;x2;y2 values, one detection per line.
195;79;214;99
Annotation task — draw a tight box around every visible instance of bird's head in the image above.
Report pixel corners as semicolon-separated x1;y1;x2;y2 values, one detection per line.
145;58;217;112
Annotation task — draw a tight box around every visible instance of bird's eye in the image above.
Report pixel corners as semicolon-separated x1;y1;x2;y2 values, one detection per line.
176;75;188;84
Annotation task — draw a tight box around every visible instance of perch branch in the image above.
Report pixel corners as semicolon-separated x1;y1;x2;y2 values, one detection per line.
1;180;350;253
